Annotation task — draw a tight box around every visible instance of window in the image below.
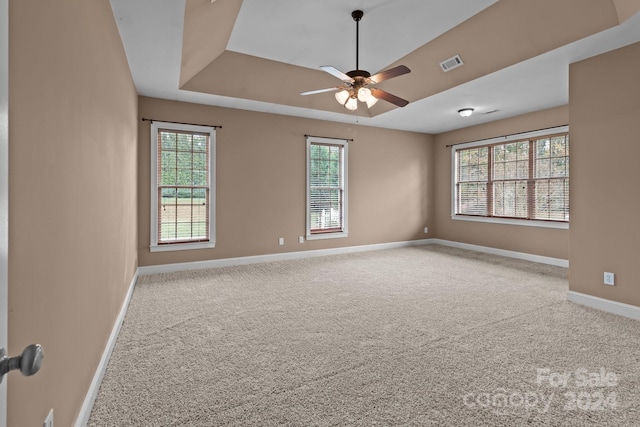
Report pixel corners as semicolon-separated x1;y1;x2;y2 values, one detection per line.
453;126;569;227
150;121;215;251
306;136;348;240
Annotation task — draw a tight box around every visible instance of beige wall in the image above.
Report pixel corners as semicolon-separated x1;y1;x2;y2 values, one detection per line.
138;97;433;266
569;41;640;306
433;106;570;260
8;1;138;426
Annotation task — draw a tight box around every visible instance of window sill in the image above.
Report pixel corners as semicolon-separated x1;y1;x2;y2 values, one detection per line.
452;215;569;230
306;232;348;241
150;241;216;252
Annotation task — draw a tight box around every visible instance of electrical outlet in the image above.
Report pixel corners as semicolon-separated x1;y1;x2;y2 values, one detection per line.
43;409;54;427
298;236;304;244
424;227;429;234
604;272;615;286
278;237;284;246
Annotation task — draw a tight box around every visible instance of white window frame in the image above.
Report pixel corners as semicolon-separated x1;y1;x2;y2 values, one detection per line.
451;125;569;230
150;121;216;252
306;136;348;240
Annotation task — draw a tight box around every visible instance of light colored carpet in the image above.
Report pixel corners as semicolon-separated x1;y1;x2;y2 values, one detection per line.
88;245;640;426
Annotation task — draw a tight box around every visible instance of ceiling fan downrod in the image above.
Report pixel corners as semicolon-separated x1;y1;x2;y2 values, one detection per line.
352;10;363;71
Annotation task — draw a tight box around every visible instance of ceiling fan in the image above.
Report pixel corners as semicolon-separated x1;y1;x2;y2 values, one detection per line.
300;10;411;111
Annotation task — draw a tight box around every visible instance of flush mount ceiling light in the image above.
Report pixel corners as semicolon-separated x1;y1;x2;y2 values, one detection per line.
458;108;474;117
300;10;411;111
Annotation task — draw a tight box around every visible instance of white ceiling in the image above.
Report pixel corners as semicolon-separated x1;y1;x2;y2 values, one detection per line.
227;0;498;74
110;0;640;134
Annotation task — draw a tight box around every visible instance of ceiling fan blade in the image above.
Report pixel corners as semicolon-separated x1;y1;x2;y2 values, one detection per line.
300;87;341;96
320;66;354;83
370;88;409;108
368;65;411;84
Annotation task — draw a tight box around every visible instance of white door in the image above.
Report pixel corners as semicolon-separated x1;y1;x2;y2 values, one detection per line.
1;0;9;423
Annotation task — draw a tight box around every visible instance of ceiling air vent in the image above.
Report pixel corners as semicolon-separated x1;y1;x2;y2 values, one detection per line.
439;55;463;72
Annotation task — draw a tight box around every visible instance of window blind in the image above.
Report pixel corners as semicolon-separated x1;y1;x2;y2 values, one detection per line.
455;132;569;222
157;129;210;243
308;142;344;233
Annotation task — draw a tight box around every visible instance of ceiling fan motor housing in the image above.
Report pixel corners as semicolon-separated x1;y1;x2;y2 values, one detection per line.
346;70;370;78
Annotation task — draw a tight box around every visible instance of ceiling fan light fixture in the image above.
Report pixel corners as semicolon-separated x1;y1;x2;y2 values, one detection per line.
357;87;372;102
335;89;350;105
344;97;358;111
458;108;474;117
366;95;379;108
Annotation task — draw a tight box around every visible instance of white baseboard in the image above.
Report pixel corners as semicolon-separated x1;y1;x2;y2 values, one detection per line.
138;239;432;276
429;238;569;268
138;238;569;276
74;270;139;427
567;291;640;321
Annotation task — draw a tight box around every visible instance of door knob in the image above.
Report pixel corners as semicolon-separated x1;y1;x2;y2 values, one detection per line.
0;344;44;383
